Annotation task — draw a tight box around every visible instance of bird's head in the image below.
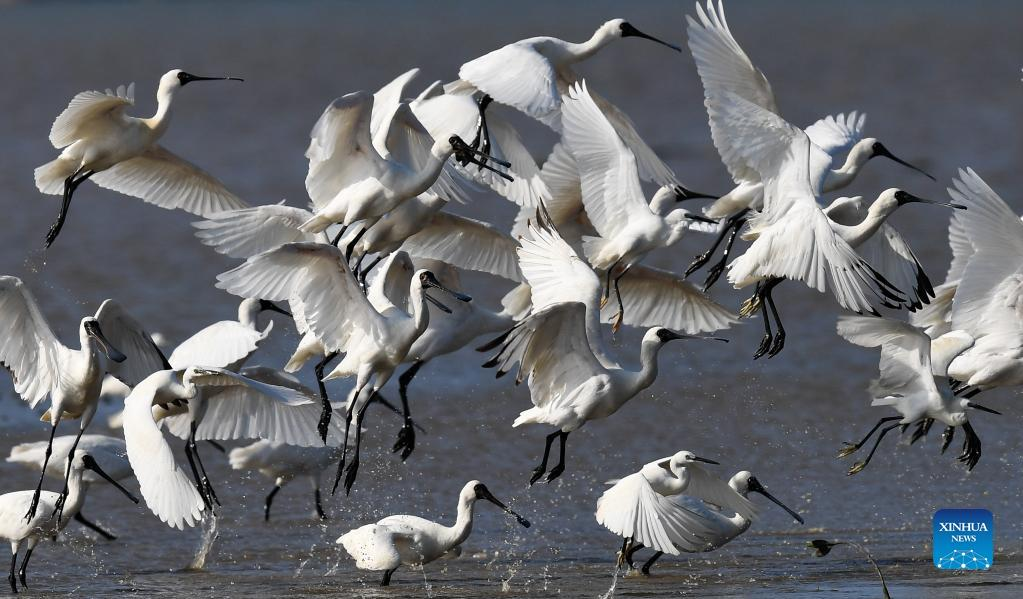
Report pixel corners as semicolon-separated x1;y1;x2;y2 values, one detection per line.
645;327;729;346
73;450;139;504
466;481;530;528
671;450;719;468
874;188;964;216
81;317;127;363
858;138;935;181
415;269;472;315
603;19;682;52
160;69;244;93
732;471;804;523
958;398;1001;422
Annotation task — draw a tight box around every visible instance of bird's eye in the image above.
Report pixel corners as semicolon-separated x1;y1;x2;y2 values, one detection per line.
894;190;909;201
177;72;188;83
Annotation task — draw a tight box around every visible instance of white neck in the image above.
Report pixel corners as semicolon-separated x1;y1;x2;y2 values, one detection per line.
567;28;616;62
411;285;433;334
630;339;665;394
58;469;88;526
834;201;893;248
144;86;177;137
443;495;476;548
238;300;260;329
409;148;452;195
824;145;872;191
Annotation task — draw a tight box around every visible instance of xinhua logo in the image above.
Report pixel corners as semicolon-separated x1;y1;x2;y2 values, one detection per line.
933;508;993;570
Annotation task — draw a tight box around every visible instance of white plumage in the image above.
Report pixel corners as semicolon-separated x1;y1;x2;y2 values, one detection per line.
34;70;246;247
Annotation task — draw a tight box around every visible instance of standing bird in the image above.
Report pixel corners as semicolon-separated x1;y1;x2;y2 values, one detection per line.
228;439;341;522
449;18;683;187
6;434;133;541
683;0;934;289
34;69;246;247
836;316;1000;474
0;450;138;594
121;367;318;529
0;276;166;521
216;243;471;493
561;81;716;330
337;480;529;586
615;469;803;575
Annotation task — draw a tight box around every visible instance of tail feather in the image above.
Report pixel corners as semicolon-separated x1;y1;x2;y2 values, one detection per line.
34;158;76;195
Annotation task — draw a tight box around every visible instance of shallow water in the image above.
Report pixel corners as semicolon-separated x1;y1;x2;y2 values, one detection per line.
2;1;1023;597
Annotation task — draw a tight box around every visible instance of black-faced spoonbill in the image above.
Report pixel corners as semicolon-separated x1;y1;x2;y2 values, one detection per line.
836;316;1000;473
561;81;717;331
0;276;166;521
34;69;246;247
228;439;342;522
216;243;471;494
0;450;138;593
6;434;132;541
449;18;682;188
683;1;935;290
337;480;529;586
611;469;804;575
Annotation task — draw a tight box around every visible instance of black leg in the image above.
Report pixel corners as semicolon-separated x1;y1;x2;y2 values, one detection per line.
764;280;786;358
544;432;569;483
330;225;348;247
641;551;664;576
685;209;749;279
332;391;358;495
625;542;645;569
910;418;934;445
16;549;30;588
610;268;631;333
600;263;617;308
315;488;327;520
529;430;562;486
344;227;367;263
847;422;901;475
264;485;281;522
701;215;748;291
74;512;117;541
838;416;902;458
958;422;982;471
380;567;398;586
8;551;16;594
54;425;86;523
617;537;632;569
184;439;213;510
392;361;423;461
751;284;773;360
189;423;220;507
342;400;372;495
940;426;956;454
360;255;384;286
25;423;58;521
315;351;340;444
45;168;93;248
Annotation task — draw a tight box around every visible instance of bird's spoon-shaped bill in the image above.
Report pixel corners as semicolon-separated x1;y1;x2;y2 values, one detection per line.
82;454;139;504
749;476;804;524
475;483;530;528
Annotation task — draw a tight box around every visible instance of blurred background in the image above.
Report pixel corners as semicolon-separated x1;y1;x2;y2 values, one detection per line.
1;1;1022;596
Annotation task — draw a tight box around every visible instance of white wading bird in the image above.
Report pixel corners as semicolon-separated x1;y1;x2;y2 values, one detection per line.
597;451;794;571
0;276;166;521
228;439;342;522
297;92;509;240
216;243;471;494
710;89;960;358
448;18;683;188
7;434;133;541
479;212;729;484
337;480;529;586
835;316;1000;474
561;81;717;330
145;297;292;507
34;69;246;247
924;169;1023;394
121;366;317;529
615;469;803;575
0;450;138;594
683;0;934;289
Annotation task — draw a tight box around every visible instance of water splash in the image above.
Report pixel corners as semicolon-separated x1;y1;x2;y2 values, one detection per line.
599;563;622;599
187;513;219;570
420;566;433;598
